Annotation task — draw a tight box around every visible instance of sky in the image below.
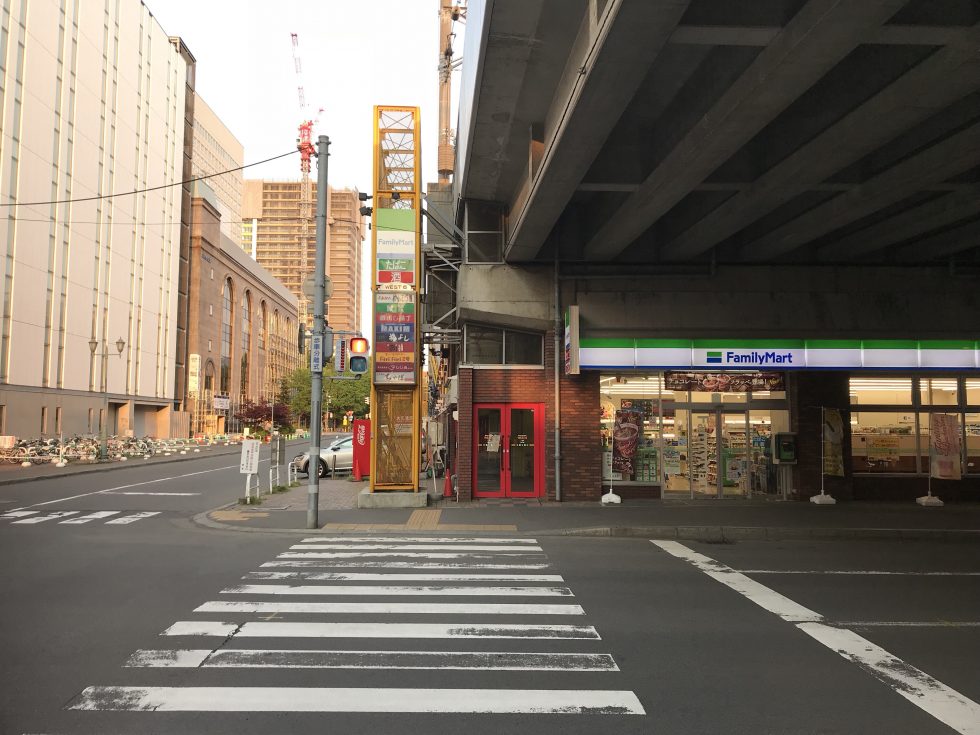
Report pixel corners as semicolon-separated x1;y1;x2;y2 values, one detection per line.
145;0;464;335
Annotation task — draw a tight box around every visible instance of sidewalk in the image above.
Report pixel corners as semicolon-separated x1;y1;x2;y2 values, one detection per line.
196;483;980;542
0;439;310;486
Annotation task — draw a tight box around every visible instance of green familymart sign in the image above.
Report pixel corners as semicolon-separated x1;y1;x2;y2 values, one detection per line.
577;339;980;371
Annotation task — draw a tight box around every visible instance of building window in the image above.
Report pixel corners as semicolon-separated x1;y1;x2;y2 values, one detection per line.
240;290;252;400
0;405;5;435
259;301;267;350
210;268;214;280
209;304;213;317
55;407;62;435
220;278;234;394
41;406;48;435
87;408;94;433
850;376;978;475
464;324;543;366
208;340;213;353
464;200;503;263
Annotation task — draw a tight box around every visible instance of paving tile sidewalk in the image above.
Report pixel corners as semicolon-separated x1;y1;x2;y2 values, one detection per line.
196;491;980;542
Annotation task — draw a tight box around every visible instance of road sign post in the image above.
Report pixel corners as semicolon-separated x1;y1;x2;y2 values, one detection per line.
240;438;261;503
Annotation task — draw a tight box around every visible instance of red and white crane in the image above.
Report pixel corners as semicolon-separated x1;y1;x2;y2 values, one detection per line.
291;32;322;175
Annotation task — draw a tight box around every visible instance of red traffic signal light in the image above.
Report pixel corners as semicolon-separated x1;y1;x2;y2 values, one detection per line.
349;337;369;354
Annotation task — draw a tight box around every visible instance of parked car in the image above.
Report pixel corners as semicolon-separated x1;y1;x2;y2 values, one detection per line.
294;435;354;478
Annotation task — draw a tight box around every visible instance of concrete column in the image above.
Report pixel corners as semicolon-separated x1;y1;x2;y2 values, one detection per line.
790;371;853;501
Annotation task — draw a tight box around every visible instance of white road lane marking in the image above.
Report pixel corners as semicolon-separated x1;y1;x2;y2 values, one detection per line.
104;492;200;496
652;540;822;623
195;601;586;615
834;621;980;628
291;544;543;552
12;511;79;524
105;511;160;525
125;649;620;671
160;621;602;640
60;511;121;524
277;552;545;560
1;510;39;518
244;572;565;582
9;464;240;511
221;584;573;597
740;569;980;576
261;560;551;569
798;623;980;735
69;686;646;714
161;621;240;637
654;540;980;735
298;536;538;544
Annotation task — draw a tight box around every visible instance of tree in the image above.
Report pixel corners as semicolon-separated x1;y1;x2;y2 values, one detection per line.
284;364;371;430
233;398;294;436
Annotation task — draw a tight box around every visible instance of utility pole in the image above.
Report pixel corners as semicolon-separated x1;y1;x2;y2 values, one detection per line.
307;135;330;529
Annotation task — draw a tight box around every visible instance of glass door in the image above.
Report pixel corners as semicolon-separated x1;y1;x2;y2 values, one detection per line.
721;412;749;497
473;403;543;498
475;405;505;497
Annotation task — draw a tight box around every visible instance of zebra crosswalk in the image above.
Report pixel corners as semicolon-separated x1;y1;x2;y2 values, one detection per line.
66;534;646;718
1;510;161;526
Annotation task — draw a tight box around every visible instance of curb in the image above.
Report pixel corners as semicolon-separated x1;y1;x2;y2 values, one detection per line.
189;510;980;542
547;525;980;543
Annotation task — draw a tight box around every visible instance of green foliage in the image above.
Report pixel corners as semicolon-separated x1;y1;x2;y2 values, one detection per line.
285;365;370;427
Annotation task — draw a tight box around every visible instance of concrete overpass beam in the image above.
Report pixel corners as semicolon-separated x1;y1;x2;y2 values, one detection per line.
893;218;980;262
742;121;980;261
582;0;909;261
659;27;980;261
504;0;691;261
818;187;980;261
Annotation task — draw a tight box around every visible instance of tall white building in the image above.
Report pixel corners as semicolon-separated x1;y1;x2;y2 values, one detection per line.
0;1;189;438
191;96;244;247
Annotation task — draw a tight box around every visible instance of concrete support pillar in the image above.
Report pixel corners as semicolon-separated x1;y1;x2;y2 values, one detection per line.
790;371;853;501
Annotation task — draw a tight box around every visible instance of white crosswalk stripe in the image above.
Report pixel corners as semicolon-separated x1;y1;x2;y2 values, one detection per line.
66;534;646;718
2;510;161;526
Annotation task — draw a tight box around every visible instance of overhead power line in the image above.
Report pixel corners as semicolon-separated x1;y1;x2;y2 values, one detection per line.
0;149;300;208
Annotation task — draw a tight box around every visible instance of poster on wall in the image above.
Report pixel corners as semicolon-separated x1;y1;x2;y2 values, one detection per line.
611;407;644;476
664;371;785;392
620;399;654;421
823;408;845;477
866;436;901;466
663;447;682;477
930;413;962;480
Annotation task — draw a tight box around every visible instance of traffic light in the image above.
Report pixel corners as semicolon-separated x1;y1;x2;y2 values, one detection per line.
349;337;369;374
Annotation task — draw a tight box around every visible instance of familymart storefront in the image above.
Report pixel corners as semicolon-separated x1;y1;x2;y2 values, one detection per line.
575;337;980;501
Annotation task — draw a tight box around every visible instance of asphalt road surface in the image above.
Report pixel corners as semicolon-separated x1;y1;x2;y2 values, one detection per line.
1;457;978;734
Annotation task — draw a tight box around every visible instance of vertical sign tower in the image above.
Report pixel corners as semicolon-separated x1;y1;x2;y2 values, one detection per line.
370;107;421;492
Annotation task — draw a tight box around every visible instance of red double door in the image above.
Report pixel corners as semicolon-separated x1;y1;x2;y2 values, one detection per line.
473;403;544;498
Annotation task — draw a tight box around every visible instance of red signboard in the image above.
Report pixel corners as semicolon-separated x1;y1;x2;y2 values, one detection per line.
377;270;415;284
352;419;371;480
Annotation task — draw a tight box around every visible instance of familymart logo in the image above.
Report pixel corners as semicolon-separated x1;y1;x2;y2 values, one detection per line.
706;349;794;365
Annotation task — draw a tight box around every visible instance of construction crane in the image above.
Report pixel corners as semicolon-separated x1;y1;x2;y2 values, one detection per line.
290;32;323;326
438;2;465;184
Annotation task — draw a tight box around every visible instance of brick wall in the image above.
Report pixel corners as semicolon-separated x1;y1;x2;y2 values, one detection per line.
454;330;602;501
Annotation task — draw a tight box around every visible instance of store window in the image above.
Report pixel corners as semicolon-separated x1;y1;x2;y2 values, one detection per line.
464;201;503;263
919;378;958;406
464;325;543;366
600;372;789;494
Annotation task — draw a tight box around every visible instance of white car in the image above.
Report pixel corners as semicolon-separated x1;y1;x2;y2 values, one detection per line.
294;436;354;478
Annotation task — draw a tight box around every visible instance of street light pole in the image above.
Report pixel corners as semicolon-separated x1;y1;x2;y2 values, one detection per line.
90;337;126;461
307;135;330;529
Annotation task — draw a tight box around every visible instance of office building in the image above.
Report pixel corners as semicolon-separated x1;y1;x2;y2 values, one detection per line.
242;181;364;335
0;1;190;439
191;96;244;246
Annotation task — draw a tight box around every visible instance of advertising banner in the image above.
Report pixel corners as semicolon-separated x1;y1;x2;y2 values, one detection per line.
867;436;901;460
930;413;962;480
188;354;200;394
374;291;416;385
611;407;644;476
665;371;785;392
823;408;845;477
564;306;580;375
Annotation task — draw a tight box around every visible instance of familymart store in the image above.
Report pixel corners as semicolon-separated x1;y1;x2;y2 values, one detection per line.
576;337;980;501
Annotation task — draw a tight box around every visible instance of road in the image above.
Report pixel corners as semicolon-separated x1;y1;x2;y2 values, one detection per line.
1;455;978;734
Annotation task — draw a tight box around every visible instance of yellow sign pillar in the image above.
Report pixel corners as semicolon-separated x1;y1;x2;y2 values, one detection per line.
369;106;422;492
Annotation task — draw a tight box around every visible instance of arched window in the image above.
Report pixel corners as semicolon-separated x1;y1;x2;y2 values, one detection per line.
259;301;267;351
220;278;234;394
240;290;252;399
204;360;216;396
